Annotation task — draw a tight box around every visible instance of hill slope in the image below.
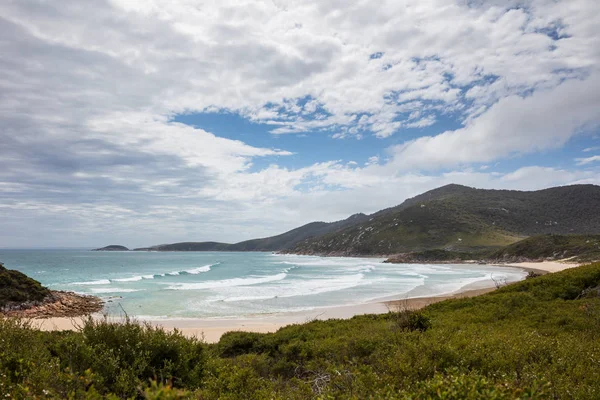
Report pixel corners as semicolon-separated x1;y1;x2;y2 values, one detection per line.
227;213;369;251
488;234;600;263
0;262;51;309
286;184;600;255
134;213;370;252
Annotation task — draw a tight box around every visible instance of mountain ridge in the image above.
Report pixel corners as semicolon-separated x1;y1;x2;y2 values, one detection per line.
130;184;600;255
287;183;600;255
133;212;370;252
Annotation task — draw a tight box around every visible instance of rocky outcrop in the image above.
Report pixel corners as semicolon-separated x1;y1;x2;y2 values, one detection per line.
1;290;104;318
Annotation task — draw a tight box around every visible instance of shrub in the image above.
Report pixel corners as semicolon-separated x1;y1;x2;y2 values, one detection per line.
48;317;206;397
0;264;51;308
389;308;432;332
218;331;265;358
404;369;550;399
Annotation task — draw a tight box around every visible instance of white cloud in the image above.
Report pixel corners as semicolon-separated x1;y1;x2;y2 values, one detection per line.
2;0;599;139
390;73;600;170
0;0;599;247
576;155;600;166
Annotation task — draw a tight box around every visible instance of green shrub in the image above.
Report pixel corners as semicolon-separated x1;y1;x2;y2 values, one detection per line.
389;309;432;332
404;369;550;399
218;331;265;357
0;264;51;308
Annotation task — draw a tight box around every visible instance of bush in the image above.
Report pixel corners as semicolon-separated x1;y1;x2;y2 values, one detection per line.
0;264;51;308
404;369;550;399
218;331;265;358
389;308;432;332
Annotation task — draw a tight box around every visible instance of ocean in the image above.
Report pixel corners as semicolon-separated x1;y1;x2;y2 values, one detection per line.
0;249;526;319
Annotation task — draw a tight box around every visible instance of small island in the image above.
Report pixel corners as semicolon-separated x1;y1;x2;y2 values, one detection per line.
92;245;130;251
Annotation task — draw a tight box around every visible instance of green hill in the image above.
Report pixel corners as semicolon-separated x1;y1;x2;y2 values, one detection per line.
92;245;129;251
133;213;369;252
135;241;232;252
130;184;600;255
488;234;600;262
0;262;51;309
286;184;600;255
384;234;600;264
227;213;369;251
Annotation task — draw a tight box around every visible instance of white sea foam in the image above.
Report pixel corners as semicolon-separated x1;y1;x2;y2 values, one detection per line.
111;263;219;282
90;288;145;294
183;263;216;274
282;265;299;273
112;276;144;282
167;272;287;291
221;294;280;302
214;273;372;302
356;265;376;272
72;279;111;285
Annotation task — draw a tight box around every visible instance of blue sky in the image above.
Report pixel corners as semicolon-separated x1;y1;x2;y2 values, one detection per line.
174;110;600;174
0;0;599;248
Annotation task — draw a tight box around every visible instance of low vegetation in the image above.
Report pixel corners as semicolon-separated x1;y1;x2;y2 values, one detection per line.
384;249;481;263
2;263;600;398
385;234;600;265
488;234;600;262
0;262;51;309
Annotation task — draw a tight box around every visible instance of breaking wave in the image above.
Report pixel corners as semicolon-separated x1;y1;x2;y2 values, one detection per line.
73;263;220;286
167;272;288;291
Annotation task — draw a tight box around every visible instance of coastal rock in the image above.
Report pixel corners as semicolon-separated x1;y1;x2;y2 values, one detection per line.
1;290;104;318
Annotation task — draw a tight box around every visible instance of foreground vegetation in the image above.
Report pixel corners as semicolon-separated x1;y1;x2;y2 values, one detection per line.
1;263;600;398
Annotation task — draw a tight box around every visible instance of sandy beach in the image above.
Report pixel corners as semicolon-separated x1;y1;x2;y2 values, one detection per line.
503;260;580;274
30;260;580;343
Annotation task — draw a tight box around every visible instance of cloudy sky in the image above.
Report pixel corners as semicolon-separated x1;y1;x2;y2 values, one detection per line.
1;0;599;248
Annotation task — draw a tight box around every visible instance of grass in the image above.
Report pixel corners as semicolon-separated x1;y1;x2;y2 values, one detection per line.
2;263;600;398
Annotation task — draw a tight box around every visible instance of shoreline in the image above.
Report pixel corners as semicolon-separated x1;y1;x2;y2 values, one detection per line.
1;290;104;318
24;260;580;343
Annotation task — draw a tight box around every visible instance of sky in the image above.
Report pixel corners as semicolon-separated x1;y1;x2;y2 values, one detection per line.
1;0;599;248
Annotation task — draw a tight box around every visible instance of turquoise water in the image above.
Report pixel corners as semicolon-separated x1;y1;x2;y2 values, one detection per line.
0;250;526;319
